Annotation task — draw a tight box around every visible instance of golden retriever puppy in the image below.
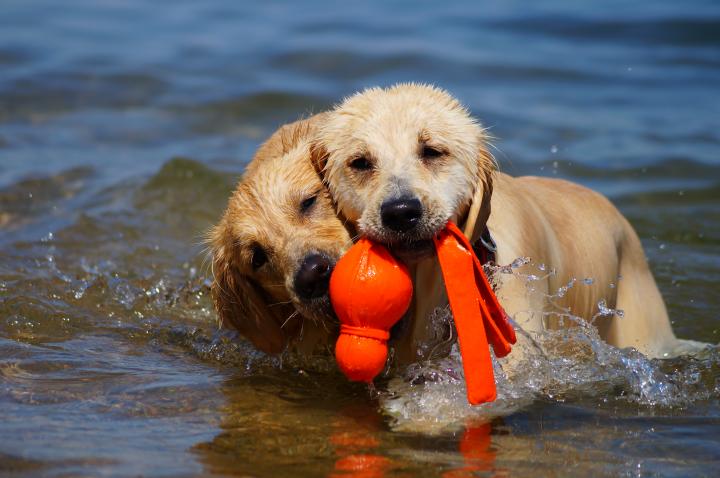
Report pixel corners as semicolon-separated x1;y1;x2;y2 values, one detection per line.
315;83;702;360
210;114;351;354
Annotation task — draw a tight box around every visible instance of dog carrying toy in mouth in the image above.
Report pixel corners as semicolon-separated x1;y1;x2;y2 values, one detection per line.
329;221;517;405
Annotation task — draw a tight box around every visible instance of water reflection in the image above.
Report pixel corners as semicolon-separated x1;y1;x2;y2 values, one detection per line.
193;373;508;477
328;405;391;478
442;422;500;478
192;372;378;477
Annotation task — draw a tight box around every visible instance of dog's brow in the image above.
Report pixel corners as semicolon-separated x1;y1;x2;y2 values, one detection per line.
418;130;432;143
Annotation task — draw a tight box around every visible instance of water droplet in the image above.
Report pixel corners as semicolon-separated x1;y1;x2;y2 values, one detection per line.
510;257;531;269
583;278;594;285
550;145;558;154
659;244;666;250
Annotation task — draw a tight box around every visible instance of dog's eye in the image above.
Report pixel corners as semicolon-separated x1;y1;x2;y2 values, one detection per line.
250;246;268;270
349;156;373;171
300;194;317;213
421;145;444;160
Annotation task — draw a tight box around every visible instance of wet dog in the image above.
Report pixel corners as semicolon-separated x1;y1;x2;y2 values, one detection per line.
315;83;702;360
210;114;351;354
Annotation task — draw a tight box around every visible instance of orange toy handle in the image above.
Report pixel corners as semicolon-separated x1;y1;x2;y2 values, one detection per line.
445;222;517;351
434;222;516;405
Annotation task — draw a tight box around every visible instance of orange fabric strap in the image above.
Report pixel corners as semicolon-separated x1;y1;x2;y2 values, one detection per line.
447;221;517;348
434;221;517;405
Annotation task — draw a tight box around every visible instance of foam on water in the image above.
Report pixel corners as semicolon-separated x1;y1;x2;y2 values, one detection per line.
378;260;719;434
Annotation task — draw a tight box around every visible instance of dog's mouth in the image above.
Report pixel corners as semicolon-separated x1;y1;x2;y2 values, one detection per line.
293;294;339;324
387;238;435;263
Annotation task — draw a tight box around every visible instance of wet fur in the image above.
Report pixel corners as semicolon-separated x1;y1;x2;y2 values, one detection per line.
210;114;351;354
317;83;702;360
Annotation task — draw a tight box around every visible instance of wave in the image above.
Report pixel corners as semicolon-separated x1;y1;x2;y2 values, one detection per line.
0;71;168;123
172;91;333;134
484;16;720;47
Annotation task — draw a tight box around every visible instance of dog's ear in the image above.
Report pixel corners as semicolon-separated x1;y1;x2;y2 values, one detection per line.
310;141;329;180
475;141;496;227
210;233;289;354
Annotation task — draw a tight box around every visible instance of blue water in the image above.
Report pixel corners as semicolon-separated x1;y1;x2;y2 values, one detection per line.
1;1;719;476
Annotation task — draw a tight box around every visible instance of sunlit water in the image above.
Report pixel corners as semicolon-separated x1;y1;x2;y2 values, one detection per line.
2;1;719;476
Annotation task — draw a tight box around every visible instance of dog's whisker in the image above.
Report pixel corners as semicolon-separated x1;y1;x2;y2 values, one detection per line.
281;310;300;329
268;299;294;308
320;318;332;334
347;236;360;246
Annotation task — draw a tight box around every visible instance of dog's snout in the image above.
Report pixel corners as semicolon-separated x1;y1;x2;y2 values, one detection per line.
381;197;423;232
294;254;333;300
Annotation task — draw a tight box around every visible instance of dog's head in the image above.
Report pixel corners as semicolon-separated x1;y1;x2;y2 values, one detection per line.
210;114;351;354
315;84;494;262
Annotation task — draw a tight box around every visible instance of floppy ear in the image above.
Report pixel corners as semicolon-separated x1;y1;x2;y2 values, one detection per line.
309;141;328;181
308;140;358;240
461;138;496;237
476;143;495;227
210;239;291;355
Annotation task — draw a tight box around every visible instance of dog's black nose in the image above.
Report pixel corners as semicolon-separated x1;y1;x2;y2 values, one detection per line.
294;254;332;300
381;197;423;232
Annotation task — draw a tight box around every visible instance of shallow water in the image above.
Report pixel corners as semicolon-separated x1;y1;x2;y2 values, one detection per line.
1;0;719;476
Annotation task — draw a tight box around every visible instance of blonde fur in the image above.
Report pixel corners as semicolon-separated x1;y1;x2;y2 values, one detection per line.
210;114;351;354
317;83;702;360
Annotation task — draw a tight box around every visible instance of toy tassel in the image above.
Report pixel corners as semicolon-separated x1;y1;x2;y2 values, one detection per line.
434;221;516;405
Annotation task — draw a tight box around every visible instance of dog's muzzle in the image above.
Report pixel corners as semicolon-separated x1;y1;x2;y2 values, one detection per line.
380;197;422;232
293;253;333;300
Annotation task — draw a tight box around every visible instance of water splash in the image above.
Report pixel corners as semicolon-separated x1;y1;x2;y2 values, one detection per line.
10;236;715;438
378;258;718;434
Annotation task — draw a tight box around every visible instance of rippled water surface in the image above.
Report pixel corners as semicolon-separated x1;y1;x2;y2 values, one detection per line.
1;1;719;476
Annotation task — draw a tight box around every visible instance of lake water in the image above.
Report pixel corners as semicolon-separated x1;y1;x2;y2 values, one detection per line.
1;1;719;476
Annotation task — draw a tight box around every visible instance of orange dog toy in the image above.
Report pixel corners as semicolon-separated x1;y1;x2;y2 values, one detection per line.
433;221;516;404
329;238;413;383
330;222;516;405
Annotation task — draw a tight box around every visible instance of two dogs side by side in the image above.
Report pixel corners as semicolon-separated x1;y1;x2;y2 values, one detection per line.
211;84;702;363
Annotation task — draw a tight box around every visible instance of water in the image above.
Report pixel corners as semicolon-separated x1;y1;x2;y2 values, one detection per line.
1;0;719;476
